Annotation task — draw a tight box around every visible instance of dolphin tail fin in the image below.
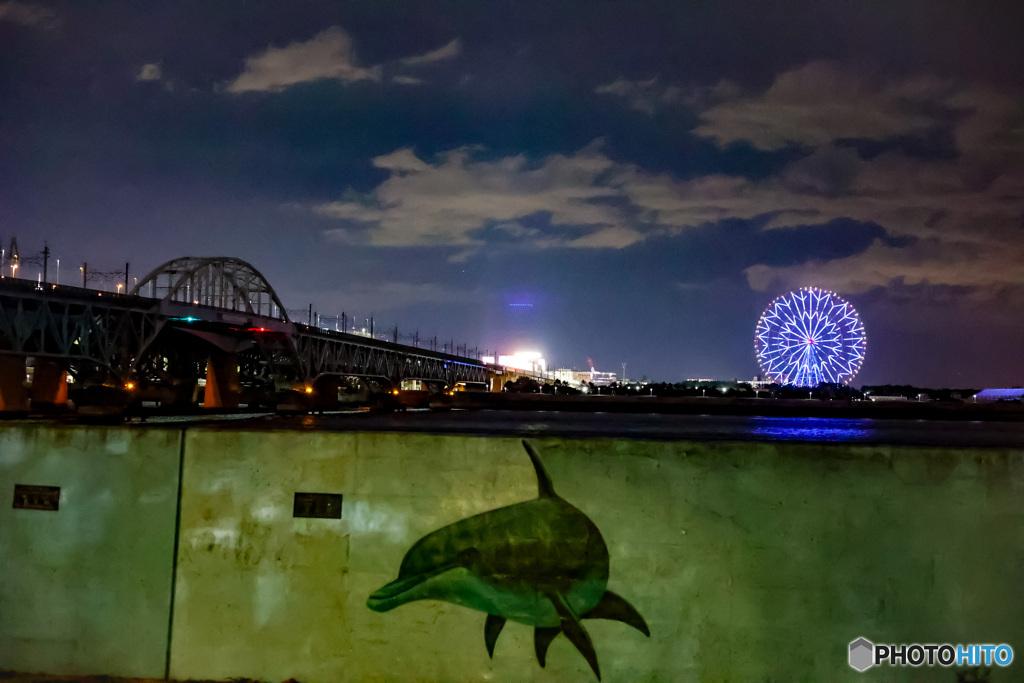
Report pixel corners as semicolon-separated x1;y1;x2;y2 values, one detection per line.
522;440;556;498
534;626;561;667
583;590;650;636
484;614;506;659
549;591;601;680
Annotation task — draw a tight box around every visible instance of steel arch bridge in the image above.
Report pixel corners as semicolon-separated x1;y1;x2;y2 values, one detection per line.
0;256;490;410
131;256;290;321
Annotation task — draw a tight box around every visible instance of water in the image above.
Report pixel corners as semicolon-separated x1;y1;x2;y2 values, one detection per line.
221;410;1024;448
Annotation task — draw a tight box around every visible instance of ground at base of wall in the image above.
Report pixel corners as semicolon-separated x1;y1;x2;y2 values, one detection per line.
0;673;300;683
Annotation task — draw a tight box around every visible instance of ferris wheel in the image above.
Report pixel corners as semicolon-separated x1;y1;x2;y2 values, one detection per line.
754;287;866;387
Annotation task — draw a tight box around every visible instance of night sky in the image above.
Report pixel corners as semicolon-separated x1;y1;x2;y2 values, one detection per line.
2;1;1023;387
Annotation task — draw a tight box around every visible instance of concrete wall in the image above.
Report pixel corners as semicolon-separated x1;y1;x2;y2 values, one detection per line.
168;432;1024;682
0;426;181;678
2;425;1023;681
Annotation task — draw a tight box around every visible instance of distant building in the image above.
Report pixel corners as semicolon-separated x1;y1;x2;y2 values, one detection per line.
554;368;616;386
552;368;579;383
682;379;736;390
973;388;1024;402
484;351;547;374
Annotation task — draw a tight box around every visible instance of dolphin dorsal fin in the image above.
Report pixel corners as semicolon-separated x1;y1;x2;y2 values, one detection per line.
522;440;556;498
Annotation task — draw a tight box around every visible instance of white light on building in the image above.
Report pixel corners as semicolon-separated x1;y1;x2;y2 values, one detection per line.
498;351;547;374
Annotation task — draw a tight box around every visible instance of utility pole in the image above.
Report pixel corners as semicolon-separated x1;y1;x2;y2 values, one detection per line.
42;243;50;283
124;262;129;293
9;237;19;277
81;262;87;288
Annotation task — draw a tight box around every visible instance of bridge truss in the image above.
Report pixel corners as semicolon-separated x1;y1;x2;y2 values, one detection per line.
0;257;491;408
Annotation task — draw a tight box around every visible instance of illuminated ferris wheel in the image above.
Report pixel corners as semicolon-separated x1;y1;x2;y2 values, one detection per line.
754;287;866;386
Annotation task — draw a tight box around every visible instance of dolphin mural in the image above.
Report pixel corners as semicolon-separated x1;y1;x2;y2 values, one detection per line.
367;439;649;680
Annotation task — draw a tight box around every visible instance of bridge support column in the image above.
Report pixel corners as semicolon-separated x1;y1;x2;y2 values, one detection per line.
0;355;28;412
31;359;68;410
203;352;240;409
487;371;504;392
312;375;341;411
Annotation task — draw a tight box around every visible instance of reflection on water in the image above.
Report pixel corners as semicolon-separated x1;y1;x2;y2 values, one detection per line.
145;409;1024;448
747;417;874;442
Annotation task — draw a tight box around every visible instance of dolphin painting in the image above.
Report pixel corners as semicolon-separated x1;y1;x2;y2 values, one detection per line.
367;439;649;680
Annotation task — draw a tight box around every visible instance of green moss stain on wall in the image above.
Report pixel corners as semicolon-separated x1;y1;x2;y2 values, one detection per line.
167;431;1023;682
0;426;181;678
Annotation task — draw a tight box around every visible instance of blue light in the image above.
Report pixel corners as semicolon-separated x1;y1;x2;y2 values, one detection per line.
750;417;874;442
755;287;866;387
508;303;534;308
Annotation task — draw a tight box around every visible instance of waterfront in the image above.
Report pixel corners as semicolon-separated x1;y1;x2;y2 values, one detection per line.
117;407;1024;449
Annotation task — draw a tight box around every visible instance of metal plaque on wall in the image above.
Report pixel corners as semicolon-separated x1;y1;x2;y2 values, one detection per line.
293;492;342;519
13;485;60;511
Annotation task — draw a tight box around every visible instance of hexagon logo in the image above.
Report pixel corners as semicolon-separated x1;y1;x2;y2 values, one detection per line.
849;637;874;671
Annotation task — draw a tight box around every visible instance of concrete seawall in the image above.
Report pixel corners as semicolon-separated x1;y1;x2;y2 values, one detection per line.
2;424;1022;681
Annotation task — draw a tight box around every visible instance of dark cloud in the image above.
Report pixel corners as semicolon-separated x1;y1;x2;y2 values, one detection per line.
2;0;1023;385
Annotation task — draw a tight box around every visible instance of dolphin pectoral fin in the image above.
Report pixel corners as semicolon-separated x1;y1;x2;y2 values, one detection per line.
534;626;561;667
549;591;601;680
583;590;651;637
484;614;506;659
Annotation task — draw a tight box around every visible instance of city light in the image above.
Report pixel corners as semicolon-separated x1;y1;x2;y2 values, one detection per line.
498;351;547;373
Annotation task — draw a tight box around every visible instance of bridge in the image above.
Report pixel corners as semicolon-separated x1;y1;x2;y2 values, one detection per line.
0;256;507;412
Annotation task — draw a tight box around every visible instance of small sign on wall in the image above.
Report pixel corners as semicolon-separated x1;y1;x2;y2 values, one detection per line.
12;485;60;511
293;492;342;519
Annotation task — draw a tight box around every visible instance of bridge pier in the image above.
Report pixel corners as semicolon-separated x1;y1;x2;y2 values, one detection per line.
312;375;341;410
0;355;28;412
31;360;68;410
203;353;240;409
